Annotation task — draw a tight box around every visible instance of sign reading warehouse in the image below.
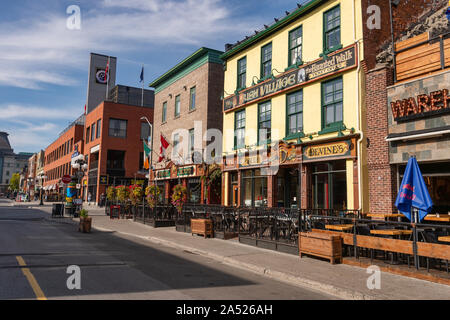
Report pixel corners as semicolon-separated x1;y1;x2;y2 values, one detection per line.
224;44;357;112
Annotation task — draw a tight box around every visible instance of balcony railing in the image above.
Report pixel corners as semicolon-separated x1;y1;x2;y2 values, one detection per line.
394;31;450;82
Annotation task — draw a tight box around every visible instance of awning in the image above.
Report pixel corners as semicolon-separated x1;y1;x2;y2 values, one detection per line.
385;126;450;142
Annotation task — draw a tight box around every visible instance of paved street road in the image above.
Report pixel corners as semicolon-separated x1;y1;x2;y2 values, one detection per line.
0;199;335;300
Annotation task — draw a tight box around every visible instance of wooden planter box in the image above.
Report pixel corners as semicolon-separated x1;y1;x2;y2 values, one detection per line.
299;232;342;264
79;217;92;233
191;219;213;238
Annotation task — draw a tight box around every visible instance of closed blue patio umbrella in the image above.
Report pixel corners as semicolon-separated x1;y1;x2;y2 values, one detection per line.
395;156;433;222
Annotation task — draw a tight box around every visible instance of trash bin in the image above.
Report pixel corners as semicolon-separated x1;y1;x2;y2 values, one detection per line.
52;203;63;217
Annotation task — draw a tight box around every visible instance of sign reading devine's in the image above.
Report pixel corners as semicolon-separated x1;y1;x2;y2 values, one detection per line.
224;44;357;112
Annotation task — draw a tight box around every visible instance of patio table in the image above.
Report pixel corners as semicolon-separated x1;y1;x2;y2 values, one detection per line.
367;213;403;221
438;236;450;243
325;224;354;232
424;214;450;223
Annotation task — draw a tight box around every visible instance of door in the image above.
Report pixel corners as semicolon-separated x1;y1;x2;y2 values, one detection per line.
232;185;239;207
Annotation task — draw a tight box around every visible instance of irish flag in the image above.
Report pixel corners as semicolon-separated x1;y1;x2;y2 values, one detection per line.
143;140;151;169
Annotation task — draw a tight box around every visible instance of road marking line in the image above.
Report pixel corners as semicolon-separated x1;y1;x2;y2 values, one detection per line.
16;256;47;300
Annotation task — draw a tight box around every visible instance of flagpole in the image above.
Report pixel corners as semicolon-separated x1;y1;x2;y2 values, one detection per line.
141;64;144;107
105;56;110;101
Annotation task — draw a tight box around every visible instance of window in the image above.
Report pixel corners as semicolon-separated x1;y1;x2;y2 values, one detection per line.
258;101;271;144
324;5;341;52
141;122;151;141
289;26;302;66
322;77;343;128
173;133;180;159
162;102;167;123
96;119;101;138
188;128;195;156
174;95;180;117
261;43;272;79
108;118;127;138
286;90;303;135
91;123;96;142
86;127;90;143
237;57;246;90
189;87;196;111
234;110;245;149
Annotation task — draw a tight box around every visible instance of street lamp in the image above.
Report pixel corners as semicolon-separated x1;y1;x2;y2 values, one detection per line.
141;116;156;206
71;154;88;211
38;174;47;206
140;116;153;186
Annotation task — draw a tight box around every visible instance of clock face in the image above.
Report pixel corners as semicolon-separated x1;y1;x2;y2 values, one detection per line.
95;69;109;84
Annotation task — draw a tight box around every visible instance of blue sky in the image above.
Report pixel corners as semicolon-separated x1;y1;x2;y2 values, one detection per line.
0;0;306;153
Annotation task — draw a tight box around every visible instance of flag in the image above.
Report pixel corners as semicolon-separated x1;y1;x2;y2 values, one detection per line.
395;157;433;222
105;58;110;80
143;140;151;170
84;104;87;115
140;66;144;83
159;134;169;162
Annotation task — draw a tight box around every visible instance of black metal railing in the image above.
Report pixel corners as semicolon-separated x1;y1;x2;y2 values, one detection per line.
238;207;300;246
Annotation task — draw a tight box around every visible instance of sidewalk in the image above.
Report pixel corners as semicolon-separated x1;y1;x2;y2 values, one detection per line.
37;207;450;300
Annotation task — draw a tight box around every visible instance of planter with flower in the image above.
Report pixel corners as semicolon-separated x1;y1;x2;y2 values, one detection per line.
105;186;116;215
129;184;144;218
79;209;92;233
115;185;130;218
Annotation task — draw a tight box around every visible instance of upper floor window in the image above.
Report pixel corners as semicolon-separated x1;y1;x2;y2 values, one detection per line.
96;119;101;139
237;57;246;90
324;5;341;52
289;26;302;66
258;101;271;144
261;43;272;79
234;110;245;149
189;87;196;111
162;101;167;123
86;127;90;143
287;90;303;135
109;118;127;138
322;77;343;128
174;95;180;117
188;128;195;156
141;122;151;141
91;122;96;142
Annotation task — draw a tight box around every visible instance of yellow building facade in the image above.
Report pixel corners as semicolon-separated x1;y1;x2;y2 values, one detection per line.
221;0;368;211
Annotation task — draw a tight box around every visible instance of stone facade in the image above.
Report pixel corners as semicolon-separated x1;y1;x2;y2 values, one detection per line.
387;70;450;164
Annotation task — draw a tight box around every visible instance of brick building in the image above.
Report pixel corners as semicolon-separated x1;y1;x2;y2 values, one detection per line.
149;47;224;204
83;100;154;203
364;0;450;214
43;116;85;198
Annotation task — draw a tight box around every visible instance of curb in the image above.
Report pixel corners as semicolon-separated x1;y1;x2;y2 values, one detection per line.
92;225;378;300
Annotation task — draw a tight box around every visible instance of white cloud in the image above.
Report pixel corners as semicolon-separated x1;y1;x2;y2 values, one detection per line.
0;0;256;90
0;104;81;120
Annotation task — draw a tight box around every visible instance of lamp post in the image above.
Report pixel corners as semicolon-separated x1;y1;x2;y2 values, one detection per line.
38;174;47;206
140;116;155;207
71;154;88;211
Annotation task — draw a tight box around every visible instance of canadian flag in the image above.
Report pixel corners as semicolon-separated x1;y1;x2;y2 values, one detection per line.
159;134;169;162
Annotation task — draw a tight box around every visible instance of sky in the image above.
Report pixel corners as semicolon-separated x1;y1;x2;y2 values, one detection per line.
0;0;307;153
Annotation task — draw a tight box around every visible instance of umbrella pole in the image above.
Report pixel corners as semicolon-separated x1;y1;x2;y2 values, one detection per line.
412;208;419;270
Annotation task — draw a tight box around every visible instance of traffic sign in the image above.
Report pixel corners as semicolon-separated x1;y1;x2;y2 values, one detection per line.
62;175;72;184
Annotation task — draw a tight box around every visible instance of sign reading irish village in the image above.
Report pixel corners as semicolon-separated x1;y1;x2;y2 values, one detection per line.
224;44;357;112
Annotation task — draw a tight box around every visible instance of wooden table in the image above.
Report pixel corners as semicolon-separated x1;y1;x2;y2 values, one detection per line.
438;236;450;243
367;213;403;220
370;229;412;236
325;224;354;232
424;214;450;223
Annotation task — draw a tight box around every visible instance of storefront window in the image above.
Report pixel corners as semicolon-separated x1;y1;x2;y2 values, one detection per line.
242;169;268;207
399;161;450;214
188;178;201;203
312;161;346;210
